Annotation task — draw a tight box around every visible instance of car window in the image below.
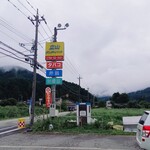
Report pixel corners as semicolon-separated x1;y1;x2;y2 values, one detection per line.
139;112;149;125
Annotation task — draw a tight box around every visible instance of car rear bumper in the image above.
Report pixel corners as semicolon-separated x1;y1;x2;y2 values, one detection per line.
136;136;150;150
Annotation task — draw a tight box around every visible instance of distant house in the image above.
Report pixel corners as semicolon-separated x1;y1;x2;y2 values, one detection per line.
56;99;76;111
106;101;112;109
66;100;76;111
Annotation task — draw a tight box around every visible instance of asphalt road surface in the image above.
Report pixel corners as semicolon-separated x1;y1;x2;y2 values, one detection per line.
0;132;143;150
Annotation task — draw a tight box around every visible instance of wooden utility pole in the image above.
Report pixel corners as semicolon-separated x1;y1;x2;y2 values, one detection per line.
29;9;46;126
77;75;82;102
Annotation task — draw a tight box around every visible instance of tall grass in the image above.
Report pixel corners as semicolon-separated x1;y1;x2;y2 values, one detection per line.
0;106;48;120
92;108;146;124
32;108;146;134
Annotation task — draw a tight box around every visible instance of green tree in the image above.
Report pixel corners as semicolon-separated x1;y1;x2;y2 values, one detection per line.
98;101;105;108
111;92;129;104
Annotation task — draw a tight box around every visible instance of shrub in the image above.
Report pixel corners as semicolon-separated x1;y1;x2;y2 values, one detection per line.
0;98;17;106
4;106;19;118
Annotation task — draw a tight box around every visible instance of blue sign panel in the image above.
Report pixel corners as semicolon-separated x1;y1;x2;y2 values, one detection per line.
46;70;62;77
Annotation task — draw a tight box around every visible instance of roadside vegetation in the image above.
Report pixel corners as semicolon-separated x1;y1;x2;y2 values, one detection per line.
0;98;48;120
0;93;150;135
32;108;146;135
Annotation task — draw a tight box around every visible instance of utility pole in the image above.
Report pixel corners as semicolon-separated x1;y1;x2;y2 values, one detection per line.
28;9;46;126
78;75;82;102
93;95;95;107
87;87;89;100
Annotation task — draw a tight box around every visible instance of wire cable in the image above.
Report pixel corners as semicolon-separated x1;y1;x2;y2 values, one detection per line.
26;0;36;12
0;49;29;64
0;16;32;41
65;56;80;75
0;29;19;43
0;46;25;59
8;0;28;18
40;24;51;40
0;22;30;43
17;0;34;16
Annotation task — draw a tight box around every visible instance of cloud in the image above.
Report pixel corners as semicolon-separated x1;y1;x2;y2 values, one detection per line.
1;0;150;96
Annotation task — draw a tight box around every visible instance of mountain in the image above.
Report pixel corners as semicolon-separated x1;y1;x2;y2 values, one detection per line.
0;66;92;103
128;87;150;102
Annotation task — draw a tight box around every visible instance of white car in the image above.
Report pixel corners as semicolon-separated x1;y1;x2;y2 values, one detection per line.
136;111;150;150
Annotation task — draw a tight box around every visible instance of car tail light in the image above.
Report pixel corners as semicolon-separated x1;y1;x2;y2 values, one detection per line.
142;126;150;138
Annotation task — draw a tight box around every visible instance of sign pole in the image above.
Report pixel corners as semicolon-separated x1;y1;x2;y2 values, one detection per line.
45;24;68;116
51;27;57;116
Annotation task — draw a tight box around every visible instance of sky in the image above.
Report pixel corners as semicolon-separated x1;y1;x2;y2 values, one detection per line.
0;0;150;96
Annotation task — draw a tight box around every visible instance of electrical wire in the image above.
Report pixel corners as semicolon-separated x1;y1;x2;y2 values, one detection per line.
25;0;53;35
66;56;80;75
0;49;29;64
46;24;53;35
0;22;30;43
0;41;26;56
0;29;19;43
17;0;34;16
7;0;87;91
8;0;53;45
64;60;79;76
40;24;51;40
0;41;45;69
0;46;25;59
8;0;28;18
0;16;32;41
62;82;88;99
26;0;36;12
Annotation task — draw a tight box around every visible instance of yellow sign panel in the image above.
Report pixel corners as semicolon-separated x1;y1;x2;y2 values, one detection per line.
18;118;25;128
45;42;64;57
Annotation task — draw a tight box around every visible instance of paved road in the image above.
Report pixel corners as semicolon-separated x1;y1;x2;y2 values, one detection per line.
0;132;142;150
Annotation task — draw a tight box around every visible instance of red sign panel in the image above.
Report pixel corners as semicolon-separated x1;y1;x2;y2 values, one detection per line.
46;62;63;69
45;56;64;61
45;87;52;108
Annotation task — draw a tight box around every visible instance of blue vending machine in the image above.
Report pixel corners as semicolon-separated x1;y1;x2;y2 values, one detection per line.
76;102;91;126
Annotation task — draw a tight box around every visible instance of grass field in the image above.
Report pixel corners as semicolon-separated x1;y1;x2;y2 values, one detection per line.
92;108;146;125
32;108;148;134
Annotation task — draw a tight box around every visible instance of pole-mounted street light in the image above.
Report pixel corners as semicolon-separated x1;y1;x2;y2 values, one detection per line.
53;23;69;42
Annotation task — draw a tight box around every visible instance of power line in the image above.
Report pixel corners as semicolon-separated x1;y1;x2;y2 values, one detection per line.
0;16;32;41
40;24;51;40
0;48;29;64
46;24;53;35
25;0;53;37
0;41;26;56
0;29;19;43
8;0;28;18
26;0;36;12
17;0;34;16
66;56;80;75
0;41;45;69
64;61;78;76
8;0;50;46
0;46;25;59
0;21;31;42
62;82;88;99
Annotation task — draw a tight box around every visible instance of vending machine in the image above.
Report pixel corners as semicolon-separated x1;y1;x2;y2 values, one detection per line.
76;102;91;126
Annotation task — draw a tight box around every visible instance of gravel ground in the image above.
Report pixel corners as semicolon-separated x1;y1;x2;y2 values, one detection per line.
0;132;142;150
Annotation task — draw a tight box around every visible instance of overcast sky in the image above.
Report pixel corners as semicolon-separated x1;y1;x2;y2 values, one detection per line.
1;0;150;96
